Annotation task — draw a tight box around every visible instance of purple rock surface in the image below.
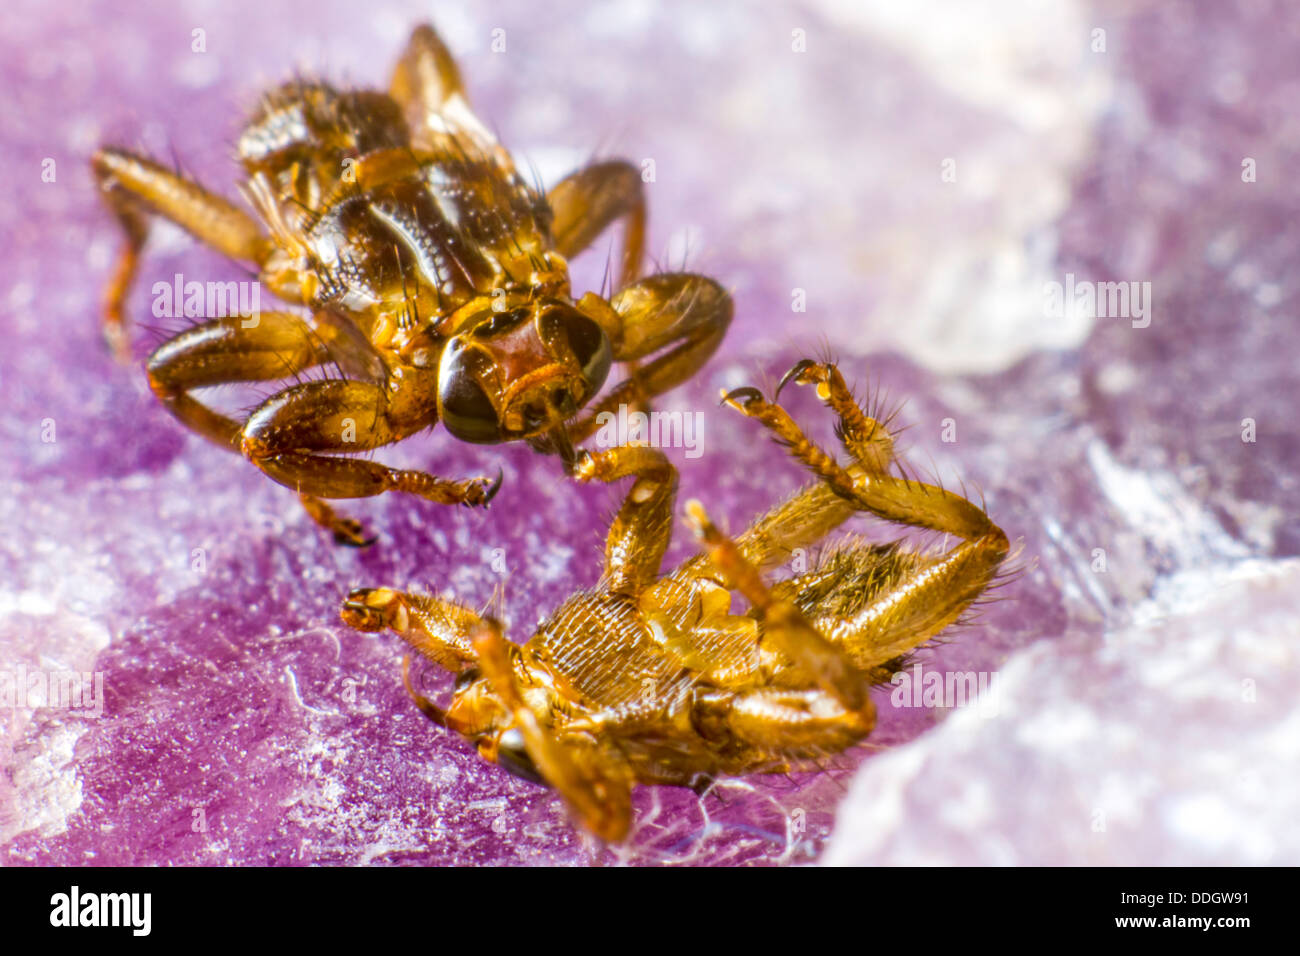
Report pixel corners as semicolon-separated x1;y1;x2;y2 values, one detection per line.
2;0;1296;866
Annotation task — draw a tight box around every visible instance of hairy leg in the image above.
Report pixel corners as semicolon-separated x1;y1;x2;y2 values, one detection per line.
240;378;501;510
341;587;482;672
691;686;873;764
547;160;645;290
685;500;875;718
146;312;331;447
725;361;1010;671
146;312;392;544
572;444;678;596
91;148;273;360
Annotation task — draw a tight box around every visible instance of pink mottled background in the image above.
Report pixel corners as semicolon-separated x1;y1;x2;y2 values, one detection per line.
2;0;1297;865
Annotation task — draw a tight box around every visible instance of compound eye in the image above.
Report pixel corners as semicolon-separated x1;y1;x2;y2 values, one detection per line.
452;666;482;693
496;728;546;787
560;311;612;398
437;342;501;444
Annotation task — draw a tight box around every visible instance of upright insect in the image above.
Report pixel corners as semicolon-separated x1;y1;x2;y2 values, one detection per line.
92;23;732;544
342;360;1010;842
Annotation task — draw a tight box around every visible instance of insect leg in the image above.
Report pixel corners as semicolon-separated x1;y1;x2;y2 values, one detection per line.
238;379;501;542
775;359;897;473
685;500;875;719
692;686;873;761
557;273;733;448
547;160;645;289
472;620;634;843
571;444;678;596
145;313;382;545
722;378;1005;543
731;482;857;574
725;363;1010;667
400;655;454;730
341;587;481;673
91;148;272;360
146;312;332;447
806;540;1005;670
669;365;901;579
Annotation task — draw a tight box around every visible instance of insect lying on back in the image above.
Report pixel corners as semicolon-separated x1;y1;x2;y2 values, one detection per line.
342;360;1009;842
92;23;731;544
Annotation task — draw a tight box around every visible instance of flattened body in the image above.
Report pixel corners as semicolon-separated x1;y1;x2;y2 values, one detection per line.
239;81;561;346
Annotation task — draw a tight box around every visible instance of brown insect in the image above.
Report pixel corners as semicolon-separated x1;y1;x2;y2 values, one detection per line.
92;23;731;544
342;360;1009;842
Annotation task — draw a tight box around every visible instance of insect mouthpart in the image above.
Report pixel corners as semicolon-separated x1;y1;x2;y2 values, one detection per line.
437;302;611;444
500;374;585;436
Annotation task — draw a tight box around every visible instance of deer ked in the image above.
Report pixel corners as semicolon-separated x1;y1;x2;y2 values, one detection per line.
92;23;732;545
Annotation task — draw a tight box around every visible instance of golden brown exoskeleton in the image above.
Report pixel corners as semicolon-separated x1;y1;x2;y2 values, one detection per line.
342;360;1010;842
92;24;731;544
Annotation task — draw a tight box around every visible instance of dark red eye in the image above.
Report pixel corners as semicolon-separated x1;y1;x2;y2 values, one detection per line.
560;311;611;397
437;341;500;444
